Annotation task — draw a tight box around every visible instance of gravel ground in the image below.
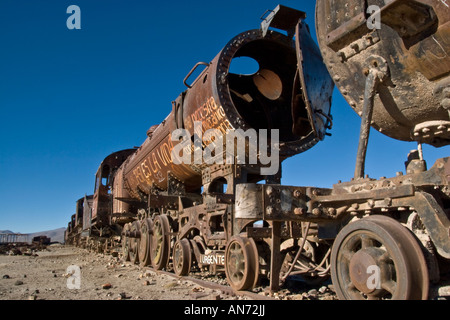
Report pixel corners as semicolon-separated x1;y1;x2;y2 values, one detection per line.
0;244;336;301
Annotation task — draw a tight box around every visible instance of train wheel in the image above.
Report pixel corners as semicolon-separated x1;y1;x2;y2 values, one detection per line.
138;218;152;267
129;221;140;264
150;214;170;270
331;215;429;300
225;236;259;291
173;238;192;276
122;224;130;261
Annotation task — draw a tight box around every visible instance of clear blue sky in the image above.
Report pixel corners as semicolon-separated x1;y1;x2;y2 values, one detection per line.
0;0;448;233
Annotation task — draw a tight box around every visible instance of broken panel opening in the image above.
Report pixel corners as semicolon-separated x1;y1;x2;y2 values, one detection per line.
227;39;311;142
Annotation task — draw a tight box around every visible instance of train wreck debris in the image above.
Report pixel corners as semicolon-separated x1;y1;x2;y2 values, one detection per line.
0;233;29;245
65;3;450;300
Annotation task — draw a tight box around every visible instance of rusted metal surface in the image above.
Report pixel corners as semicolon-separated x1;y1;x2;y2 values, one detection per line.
224;235;259;291
236;156;449;223
32;235;50;246
0;233;29;244
173;238;192;276
294;20;334;141
65;196;94;246
91;149;135;224
393;191;450;259
150;214;170;270
316;0;450;146
260;4;306;37
82;195;93;231
331;215;429;300
121;11;333;198
138;218;152;267
354;56;389;179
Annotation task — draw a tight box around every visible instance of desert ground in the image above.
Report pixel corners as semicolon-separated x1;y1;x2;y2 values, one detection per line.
0;244;336;301
0;245;227;301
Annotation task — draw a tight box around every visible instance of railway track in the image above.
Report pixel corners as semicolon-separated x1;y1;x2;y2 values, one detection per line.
149;268;275;300
98;245;337;301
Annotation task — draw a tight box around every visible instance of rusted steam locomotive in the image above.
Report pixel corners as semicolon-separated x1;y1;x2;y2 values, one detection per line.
65;1;450;300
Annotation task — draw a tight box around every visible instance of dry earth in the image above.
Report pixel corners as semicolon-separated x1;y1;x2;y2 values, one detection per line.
0;244;336;301
0;245;227;301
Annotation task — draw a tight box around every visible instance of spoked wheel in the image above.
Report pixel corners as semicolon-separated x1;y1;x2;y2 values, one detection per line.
173;238;192;276
138;218;153;267
331;215;429;300
128;221;140;264
225;236;259;291
122;223;130;261
150;214;170;270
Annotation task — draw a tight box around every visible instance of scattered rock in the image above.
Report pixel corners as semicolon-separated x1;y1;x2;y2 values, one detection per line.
308;288;318;294
319;286;328;294
192;286;204;293
164;281;178;289
102;283;112;290
14;280;24;286
307;289;318;299
0;245;337;300
117;292;127;300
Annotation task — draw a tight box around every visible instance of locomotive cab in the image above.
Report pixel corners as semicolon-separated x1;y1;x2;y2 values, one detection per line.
91;149;136;228
91;163;113;227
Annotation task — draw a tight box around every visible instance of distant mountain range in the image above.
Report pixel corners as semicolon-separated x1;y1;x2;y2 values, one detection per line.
0;227;66;243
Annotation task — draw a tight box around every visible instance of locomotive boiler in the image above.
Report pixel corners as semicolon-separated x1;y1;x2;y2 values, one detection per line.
66;2;450;300
119;9;333;198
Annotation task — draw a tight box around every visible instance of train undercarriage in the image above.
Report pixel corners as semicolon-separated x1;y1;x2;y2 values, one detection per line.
112;154;450;300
